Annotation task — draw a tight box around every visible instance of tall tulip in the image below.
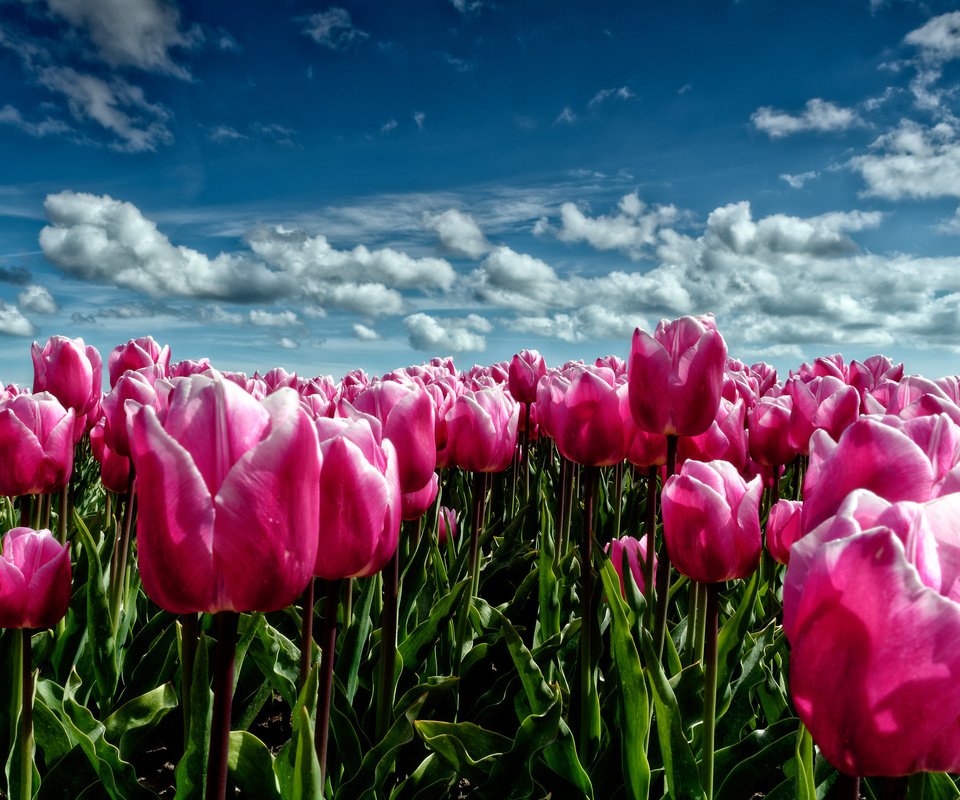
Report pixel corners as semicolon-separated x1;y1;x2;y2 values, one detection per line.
784;489;960;777
439;387;518;473
605;535;656;598
108;336;170;387
0;393;75;498
32;335;102;435
765;499;803;565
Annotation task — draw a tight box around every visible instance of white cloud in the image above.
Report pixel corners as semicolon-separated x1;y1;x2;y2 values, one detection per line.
249;309;299;327
413;110;425;130
449;0;486;16
752;98;863;138
0;104;71;138
404;312;488;352
554;192;681;259
381;118;398;134
443;54;475;73
302;8;368;50
209;125;247;142
554;106;577;126
18;285;58;314
37;66;173;152
422;209;490;258
40;191;292;300
852;120;960;199
41;0;200;78
246;225;456;290
937;208;960;234
904;12;960;62
251;123;297;147
506;304;649;343
278;336;299;350
352;323;380;340
588;86;633;108
780;170;820;189
0;303;35;337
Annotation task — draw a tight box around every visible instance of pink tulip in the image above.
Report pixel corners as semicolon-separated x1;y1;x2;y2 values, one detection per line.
169;358;212;378
784;375;860;454
627;315;728;437
439;387;518;472
32;335;102;419
90;420;131;494
605;535;656;596
314;417;401;579
108;337;170;387
260;367;297;393
677;396;747;472
508;349;547;405
128;375;320;614
801;414;960;535
748;394;797;469
620;388;667;467
400;472;439;521
351;380;436;495
784;489;960;776
765;499;803;565
438;506;457;545
0;528;71;629
0;393;75;496
101;369;161;458
537;364;626;467
791;354;847;383
661;459;762;583
750;362;778;396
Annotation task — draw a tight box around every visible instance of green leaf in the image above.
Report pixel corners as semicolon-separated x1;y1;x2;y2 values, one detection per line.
291;706;323;800
397;578;471;669
716;573;758;693
227;730;280;800
73;511;118;713
57;670;153;800
415;720;511;785
715;725;797;800
598;560;650;800
247;619;301;708
907;773;960;800
104;683;178;761
640;631;705;800
174;634;212;800
274;662;320;799
794;723;816;800
337;575;377;703
33;691;73;767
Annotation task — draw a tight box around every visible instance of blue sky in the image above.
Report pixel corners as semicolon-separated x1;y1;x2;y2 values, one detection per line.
1;0;960;383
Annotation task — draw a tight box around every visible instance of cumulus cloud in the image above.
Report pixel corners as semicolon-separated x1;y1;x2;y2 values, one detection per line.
37;67;173;152
352;323;380;340
41;0;201;78
0;303;35;337
40;191;293;300
472;246;568;310
249;309;299;327
404;312;489;352
588;86;633;108
0;266;32;286
553;192;682;259
752;98;863;138
422;209;490;258
904;12;960;62
18;285;58;314
302;8;368;50
506;305;649;343
851;120;960;199
0;105;71;138
937;208;960;234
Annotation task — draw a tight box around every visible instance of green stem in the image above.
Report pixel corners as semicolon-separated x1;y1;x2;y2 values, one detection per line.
702;583;720;800
110;470;136;628
299;578;316;690
19;629;33;800
316;579;340;786
579;465;600;763
57;485;68;544
376;550;400;739
207;611;239;800
683;581;700;664
467;472;486;599
694;582;707;664
643;467;657;627
180;613;197;752
654;435;679;658
556;456;569;563
522;403;531;502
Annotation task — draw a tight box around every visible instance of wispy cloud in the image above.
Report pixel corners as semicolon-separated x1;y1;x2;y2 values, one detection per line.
780;170;820;189
554;106;577;126
588;86;633;109
302;7;369;50
752;98;864;138
0;104;72;138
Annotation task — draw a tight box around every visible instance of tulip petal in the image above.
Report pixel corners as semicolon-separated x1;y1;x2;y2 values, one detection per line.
129;405;216;614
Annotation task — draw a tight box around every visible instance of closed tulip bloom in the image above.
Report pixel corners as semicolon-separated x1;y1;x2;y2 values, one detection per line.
539;365;626;467
439;387;518;472
677;396;747;472
748;395;797;468
108;337;170;387
784;489;960;776
0;527;71;629
662;459;762;583
314;417;401;579
438;506;457;545
32;335;102;419
628;315;728;437
620;388;667;467
90;420;131;494
785;375;860;454
261;367;297;393
101;369;160;457
508;349;547;404
605;535;656;597
801;414;960;535
128;375;320;614
400;472;439;521
169;358;212;378
766;499;803;565
0;393;75;496
351;380;436;495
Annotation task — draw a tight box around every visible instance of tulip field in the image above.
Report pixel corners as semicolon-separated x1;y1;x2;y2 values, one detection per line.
3;317;960;800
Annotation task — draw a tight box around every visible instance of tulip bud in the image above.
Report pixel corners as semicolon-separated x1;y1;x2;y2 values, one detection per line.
0;393;75;496
0;528;71;629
